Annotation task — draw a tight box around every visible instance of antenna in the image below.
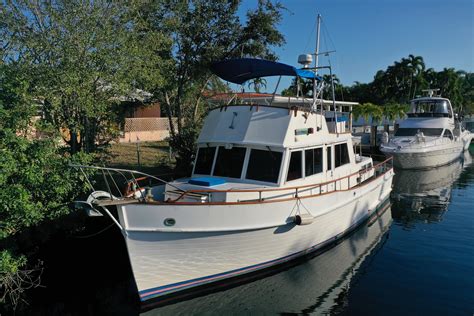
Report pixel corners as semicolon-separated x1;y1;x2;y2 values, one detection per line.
315;14;321;73
422;89;440;97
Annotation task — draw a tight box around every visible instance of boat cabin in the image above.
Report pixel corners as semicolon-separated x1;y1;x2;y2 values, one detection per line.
192;104;356;186
407;97;453;118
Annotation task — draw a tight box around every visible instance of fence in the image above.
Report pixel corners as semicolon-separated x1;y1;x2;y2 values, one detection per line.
119;117;177;143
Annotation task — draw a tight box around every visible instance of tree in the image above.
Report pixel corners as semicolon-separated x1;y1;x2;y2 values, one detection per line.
383;103;407;132
1;1;170;154
248;77;268;93
281;77;313;97
406;54;425;99
148;0;285;173
0;63;92;309
353;102;383;132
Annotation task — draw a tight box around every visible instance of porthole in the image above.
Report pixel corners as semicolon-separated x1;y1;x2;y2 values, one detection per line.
164;218;176;226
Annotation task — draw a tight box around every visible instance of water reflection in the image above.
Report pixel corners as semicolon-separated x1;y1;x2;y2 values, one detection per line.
143;203;392;315
390;151;473;223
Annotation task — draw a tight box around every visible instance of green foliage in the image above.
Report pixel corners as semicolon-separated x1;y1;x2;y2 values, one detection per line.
383;103;408;123
248;78;268;93
153;0;285;173
328;55;473;114
0;252;26;276
1;249;44;310
0;130;91;239
1;1;170;154
168;125;200;175
353;102;383;126
0;63;35;132
0;125;91;307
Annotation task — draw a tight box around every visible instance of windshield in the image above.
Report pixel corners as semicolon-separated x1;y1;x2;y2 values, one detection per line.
213;147;246;178
408;100;451;117
395;128;443;137
194;147;217;175
246;149;282;183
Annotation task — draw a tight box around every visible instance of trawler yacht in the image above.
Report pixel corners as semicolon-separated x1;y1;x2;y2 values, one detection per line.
380;90;472;169
73;58;394;304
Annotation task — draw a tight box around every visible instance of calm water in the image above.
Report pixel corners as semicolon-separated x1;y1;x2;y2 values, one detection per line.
24;147;474;315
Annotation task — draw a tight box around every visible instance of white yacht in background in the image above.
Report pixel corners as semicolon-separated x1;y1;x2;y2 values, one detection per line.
73;57;394;304
380;89;473;169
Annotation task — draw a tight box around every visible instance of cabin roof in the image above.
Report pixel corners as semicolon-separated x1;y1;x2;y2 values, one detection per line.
197;104;350;148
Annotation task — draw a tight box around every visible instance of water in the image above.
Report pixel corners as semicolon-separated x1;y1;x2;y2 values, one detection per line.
23;148;474;315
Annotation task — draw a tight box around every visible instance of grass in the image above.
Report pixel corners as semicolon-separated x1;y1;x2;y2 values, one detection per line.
105;141;175;178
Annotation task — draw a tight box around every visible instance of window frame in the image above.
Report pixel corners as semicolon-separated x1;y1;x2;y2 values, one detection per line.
193;146;218;176
245;147;284;184
326;145;333;173
334;142;351;169
286;150;303;182
212;146;247;179
304;146;324;178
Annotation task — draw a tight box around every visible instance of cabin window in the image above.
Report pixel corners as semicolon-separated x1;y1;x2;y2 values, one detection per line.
286;151;302;181
305;148;323;177
395;128;443;137
443;129;454;140
246;149;282;183
194;146;216;175
335;143;350;168
213;147;246;178
408;100;452;118
327;146;332;171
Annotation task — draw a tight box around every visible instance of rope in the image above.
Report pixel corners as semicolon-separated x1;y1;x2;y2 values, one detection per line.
73;222;115;239
296;198;314;217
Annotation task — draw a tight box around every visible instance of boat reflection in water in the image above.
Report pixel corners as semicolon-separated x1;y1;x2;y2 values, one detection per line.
391;151;472;222
143;201;392;315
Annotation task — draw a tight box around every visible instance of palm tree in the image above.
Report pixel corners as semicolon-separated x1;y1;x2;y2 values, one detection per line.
353;102;383;132
406;55;425;99
248;77;267;93
383;103;407;133
353;103;383;147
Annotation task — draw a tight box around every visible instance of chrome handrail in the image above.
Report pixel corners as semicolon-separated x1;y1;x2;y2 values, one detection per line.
70;164;184;201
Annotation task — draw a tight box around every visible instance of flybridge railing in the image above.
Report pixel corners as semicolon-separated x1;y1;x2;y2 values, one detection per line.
167;157;393;204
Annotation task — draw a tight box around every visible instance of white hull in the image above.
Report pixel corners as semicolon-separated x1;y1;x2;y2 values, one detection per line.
148;202;393;315
117;170;393;302
381;141;465;169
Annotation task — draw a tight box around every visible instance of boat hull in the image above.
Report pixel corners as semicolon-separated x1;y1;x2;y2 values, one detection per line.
381;142;464;169
116;170;394;303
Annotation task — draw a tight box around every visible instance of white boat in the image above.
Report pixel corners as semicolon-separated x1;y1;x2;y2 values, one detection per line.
73;57;393;304
391;150;472;219
380;89;473;169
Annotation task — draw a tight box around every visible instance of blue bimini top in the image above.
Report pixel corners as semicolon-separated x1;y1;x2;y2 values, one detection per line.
210;58;321;85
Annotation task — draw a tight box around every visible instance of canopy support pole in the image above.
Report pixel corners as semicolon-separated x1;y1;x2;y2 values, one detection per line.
329;66;338;134
270;76;282;107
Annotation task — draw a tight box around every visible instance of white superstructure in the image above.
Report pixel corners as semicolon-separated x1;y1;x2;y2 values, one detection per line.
380;92;472;169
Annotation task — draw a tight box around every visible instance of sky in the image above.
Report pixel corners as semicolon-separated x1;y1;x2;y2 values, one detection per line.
237;0;473;91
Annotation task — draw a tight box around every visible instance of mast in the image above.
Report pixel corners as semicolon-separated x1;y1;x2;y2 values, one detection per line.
314;14;321;73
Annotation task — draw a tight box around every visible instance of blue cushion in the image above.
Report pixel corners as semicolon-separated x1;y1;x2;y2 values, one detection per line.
188;177;226;187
